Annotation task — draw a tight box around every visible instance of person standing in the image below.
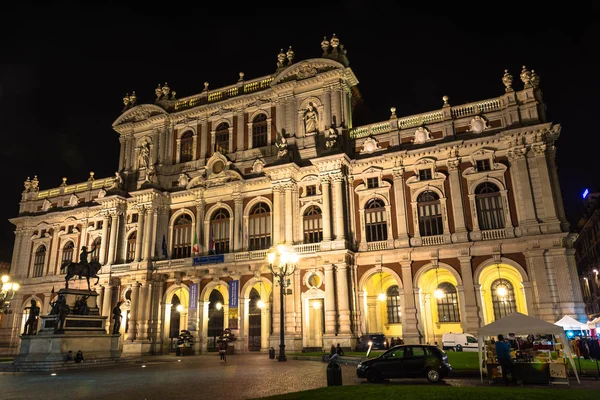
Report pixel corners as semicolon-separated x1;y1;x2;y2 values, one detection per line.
495;334;514;385
219;341;227;362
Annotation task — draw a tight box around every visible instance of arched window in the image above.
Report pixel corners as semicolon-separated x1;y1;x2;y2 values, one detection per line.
437;282;460;322
33;245;46;277
215;123;229;153
62;241;74;264
491;279;517;320
211;209;230;255
303;206;323;244
475;182;505;230
248;202;271;250
172;214;193;259
365;198;388;242
180;131;194;163
91;237;101;262
208;289;224;351
126;232;137;262
248;287;262;351
417;191;443;237
386;285;401;324
252;114;268;148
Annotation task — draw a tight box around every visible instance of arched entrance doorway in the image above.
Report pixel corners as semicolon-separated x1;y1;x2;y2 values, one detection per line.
477;261;528;324
359;267;403;340
207;289;224;351
163;285;189;353
248;288;261;351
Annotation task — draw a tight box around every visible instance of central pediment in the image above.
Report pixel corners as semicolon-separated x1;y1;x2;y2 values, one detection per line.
271;59;345;85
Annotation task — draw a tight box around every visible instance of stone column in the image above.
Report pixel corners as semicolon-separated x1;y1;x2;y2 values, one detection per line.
525;250;553;322
392;168;409;246
195;198;205;254
401;262;420;343
447;159;468;239
99;214;110;265
347;177;356;244
143;207;155;261
549;248;586;320
458;256;480;332
137;281;150;340
127;282;141;340
102;285;113;333
321;176;332;242
335;263;351;334
200;119;208;159
508;147;539;234
234;196;243;251
324;264;336;335
272;185;281;246
134;208;145;262
333;174;346;241
272;275;281;335
284;182;294;245
107;212;120;265
261;303;271;351
531;143;560;226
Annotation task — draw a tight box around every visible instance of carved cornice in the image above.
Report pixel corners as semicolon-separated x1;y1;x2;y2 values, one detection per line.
310;153;351;174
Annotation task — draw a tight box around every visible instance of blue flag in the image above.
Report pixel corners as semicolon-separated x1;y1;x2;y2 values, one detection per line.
162;234;168;258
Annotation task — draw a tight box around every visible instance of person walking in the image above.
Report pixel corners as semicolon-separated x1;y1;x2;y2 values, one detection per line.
495;334;515;385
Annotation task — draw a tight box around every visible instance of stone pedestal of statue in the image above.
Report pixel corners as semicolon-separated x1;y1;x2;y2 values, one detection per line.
12;289;132;372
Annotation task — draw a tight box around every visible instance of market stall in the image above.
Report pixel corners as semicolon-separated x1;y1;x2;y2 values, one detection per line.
477;312;579;385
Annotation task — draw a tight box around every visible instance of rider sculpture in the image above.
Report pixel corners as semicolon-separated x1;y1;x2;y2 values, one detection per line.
60;244;101;290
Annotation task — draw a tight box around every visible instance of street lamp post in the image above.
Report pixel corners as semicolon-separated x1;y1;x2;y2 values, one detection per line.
267;245;299;362
1;274;20;314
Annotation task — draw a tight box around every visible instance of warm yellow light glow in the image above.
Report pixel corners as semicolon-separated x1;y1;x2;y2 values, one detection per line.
257;300;265;309
215;302;222;310
2;283;10;292
280;252;290;265
312;301;321;309
378;293;387;302
496;286;508;297
1;275;8;284
277;244;286;254
11;283;19;292
595;269;598;275
267;252;276;265
434;289;444;299
176;304;184;313
290;253;299;264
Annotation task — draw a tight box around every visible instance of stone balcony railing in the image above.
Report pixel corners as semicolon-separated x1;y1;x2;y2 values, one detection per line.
421;235;445;246
481;228;507;241
35;176;116;200
366;240;389;251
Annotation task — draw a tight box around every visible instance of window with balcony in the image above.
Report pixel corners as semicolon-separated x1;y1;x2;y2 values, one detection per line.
248;202;271;250
475;182;505;230
33;245;46;277
437;282;460;322
210;208;230;254
252;114;268;148
303;206;323;244
365;198;387;242
172;214;193;259
180;131;194;163
417;191;443;236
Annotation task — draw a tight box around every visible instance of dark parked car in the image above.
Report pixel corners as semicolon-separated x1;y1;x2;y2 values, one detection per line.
357;344;451;383
355;334;388;351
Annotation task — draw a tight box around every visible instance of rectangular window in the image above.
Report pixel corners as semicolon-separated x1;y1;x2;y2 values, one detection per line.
476;159;491;171
97;221;103;230
306;185;316;196
131;214;139;223
67;226;73;234
418;169;432;181
367;177;379;189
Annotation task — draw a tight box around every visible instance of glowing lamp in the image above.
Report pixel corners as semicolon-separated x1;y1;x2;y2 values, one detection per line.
11;283;19;292
215;302;222;310
434;289;445;299
312;301;321;309
2;283;10;292
378;293;387;302
267;252;276;265
496;286;508;297
291;253;300;264
257;299;265;309
176;304;184;313
1;275;8;284
583;189;589;199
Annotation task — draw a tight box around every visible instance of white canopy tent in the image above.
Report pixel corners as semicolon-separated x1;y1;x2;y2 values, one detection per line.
477;312;579;383
555;315;589;331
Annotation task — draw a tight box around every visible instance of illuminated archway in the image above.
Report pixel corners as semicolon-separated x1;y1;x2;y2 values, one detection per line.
358;266;403;339
163;284;190;352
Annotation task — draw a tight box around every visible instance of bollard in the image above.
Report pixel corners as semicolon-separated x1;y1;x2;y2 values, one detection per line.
269;347;275;359
326;360;342;386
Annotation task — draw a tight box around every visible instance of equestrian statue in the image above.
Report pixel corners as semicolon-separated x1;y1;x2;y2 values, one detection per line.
60;244;102;290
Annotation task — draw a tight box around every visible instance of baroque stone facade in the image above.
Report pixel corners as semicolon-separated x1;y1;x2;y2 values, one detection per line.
0;36;585;355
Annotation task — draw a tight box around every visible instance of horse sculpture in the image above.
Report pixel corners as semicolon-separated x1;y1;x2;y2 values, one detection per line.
60;260;102;290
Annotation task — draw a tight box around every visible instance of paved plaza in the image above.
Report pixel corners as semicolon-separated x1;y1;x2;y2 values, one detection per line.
1;354;599;400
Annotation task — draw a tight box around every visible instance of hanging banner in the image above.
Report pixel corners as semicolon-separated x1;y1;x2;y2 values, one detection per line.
229;280;239;308
189;283;198;310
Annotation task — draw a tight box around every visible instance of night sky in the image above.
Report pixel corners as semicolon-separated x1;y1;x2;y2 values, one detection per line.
0;2;598;263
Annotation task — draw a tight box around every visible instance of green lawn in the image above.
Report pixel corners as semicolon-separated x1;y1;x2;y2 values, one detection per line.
252;385;600;400
289;351;600;372
0;358;13;362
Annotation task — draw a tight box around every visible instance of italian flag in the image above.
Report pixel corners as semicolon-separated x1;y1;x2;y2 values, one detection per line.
192;232;199;255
